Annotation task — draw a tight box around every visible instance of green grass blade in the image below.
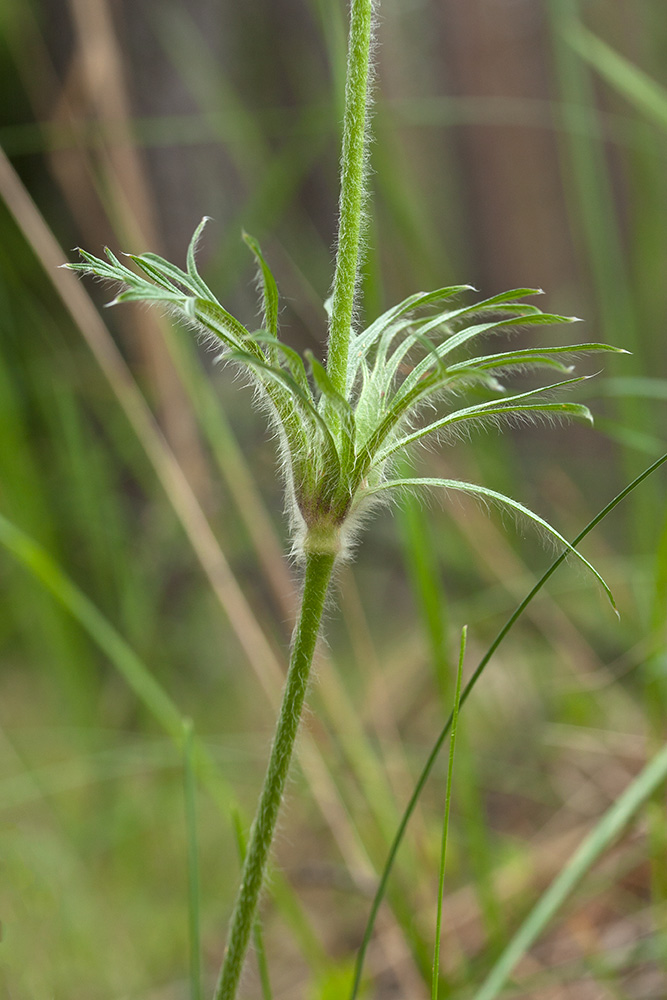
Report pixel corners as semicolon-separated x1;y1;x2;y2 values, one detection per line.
547;0;638;358
431;626;465;1000
0;510;309;980
547;0;652;549
596;376;667;402
0;511;186;742
472;736;667;1000
183;719;203;1000
0;509;248;815
398;495;451;702
253;926;274;1000
348;452;667;999
565;22;667;132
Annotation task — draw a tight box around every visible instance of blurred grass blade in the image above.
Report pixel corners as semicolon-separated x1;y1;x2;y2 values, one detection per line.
565;21;667;131
398;495;451;702
0;151;407;970
349;451;667;999
547;0;654;546
0;507;307;979
0;145;285;703
0;512;246;848
547;0;638;355
597;377;667;402
183;719;203;1000
0;511;186;743
431;626;465;1000
472;736;667;1000
253;927;274;1000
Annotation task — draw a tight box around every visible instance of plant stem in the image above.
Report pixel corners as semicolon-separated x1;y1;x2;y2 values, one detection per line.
327;0;374;396
214;551;336;1000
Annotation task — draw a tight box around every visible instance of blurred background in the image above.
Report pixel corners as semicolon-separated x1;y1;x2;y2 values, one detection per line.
1;0;666;997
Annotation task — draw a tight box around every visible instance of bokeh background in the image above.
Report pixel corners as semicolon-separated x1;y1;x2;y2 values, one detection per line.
1;1;666;997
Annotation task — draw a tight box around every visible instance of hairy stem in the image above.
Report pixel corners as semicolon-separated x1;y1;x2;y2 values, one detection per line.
214;551;335;1000
327;0;374;396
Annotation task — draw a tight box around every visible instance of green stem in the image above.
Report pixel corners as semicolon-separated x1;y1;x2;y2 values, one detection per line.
327;0;374;396
214;551;335;1000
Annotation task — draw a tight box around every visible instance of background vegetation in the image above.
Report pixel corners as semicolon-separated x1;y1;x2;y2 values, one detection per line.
1;0;666;997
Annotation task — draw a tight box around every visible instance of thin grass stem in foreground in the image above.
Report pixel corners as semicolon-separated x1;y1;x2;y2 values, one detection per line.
183;719;203;1000
431;627;465;1000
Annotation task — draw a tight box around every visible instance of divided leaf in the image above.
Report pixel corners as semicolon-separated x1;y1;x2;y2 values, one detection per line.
65;220;623;589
